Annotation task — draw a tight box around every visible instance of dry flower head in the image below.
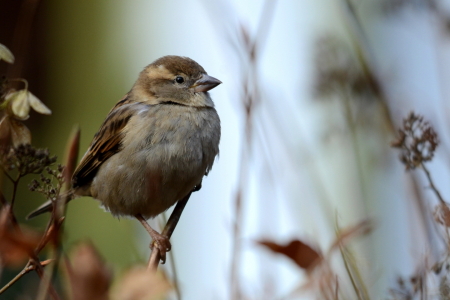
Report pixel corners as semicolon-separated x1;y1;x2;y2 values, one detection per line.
391;112;439;170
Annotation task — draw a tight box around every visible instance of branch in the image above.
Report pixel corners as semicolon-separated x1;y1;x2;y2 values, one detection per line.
147;192;191;271
0;259;53;294
421;163;446;204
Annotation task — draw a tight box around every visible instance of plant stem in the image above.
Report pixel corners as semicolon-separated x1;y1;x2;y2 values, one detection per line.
1;166;15;183
9;175;20;209
421;163;446;204
0;259;53;294
148;193;191;271
160;212;181;300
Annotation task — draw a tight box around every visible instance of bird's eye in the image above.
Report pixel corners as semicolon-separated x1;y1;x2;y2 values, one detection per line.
175;76;184;84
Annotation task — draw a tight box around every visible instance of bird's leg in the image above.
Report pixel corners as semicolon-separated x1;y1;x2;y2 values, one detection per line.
147;191;193;270
135;214;171;263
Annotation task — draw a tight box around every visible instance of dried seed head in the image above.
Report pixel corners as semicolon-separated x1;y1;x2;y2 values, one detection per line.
391;112;438;169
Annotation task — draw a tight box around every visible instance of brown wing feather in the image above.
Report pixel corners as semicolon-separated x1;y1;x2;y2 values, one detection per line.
72;94;135;188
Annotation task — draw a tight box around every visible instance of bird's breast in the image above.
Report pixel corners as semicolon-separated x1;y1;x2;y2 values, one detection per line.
90;103;220;218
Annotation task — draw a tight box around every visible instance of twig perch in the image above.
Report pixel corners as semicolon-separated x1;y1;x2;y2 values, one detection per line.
0;259;53;294
148;192;192;271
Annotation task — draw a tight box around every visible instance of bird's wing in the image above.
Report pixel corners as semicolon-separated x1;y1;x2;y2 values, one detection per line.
72;94;137;188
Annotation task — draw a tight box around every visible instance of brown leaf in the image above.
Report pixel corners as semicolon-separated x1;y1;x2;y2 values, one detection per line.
259;240;322;271
65;242;111;300
112;267;171;300
0;116;31;147
10;118;31;146
0;206;40;266
434;203;450;227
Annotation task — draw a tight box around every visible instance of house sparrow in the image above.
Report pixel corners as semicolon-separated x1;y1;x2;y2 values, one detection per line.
28;55;221;261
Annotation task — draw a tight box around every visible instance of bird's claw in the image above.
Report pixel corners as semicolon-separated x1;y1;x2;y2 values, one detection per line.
150;235;171;264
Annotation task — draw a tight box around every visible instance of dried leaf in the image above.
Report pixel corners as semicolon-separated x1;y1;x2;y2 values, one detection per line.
0;115;12;146
259;240;322;271
0;43;14;64
28;91;51;115
0;206;40;266
10;119;31;146
7;90;30;120
65;243;111;300
434;203;450;227
112;267;171;300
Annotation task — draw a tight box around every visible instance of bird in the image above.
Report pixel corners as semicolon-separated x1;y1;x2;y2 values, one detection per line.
28;55;221;262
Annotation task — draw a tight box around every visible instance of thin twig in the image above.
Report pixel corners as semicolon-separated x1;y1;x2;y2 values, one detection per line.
148;192;191;271
35;262;61;300
35;213;65;300
160;212;181;300
421;163;446;204
36;129;78;300
339;246;363;300
10;175;20;209
335;276;339;300
339;0;396;133
0;259;53;294
1;166;15;183
229;2;278;298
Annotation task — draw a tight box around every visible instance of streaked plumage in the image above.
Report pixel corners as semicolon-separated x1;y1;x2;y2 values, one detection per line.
28;56;221;259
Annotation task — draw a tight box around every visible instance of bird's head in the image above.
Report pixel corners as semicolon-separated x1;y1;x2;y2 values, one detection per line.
132;55;221;107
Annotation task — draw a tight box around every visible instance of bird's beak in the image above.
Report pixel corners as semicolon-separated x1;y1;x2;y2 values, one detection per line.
190;74;222;93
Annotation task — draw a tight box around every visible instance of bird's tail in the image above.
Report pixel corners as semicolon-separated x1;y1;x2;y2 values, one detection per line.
27;190;75;219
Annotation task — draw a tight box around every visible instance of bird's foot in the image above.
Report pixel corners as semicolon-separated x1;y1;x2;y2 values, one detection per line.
135;214;172;264
149;232;171;264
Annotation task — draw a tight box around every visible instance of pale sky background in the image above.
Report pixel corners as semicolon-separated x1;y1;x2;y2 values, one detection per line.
102;1;450;299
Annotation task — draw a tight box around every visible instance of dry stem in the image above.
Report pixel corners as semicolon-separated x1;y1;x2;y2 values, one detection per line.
147;192;191;272
0;259;53;294
421;163;446;204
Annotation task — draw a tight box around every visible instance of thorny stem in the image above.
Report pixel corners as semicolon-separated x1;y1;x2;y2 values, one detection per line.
421;163;446;204
148;193;191;271
0;259;53;294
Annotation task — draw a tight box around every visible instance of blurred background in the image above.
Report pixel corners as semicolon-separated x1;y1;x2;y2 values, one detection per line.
2;0;450;299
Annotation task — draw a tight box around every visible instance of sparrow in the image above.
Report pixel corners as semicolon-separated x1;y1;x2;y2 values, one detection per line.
28;55;221;261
